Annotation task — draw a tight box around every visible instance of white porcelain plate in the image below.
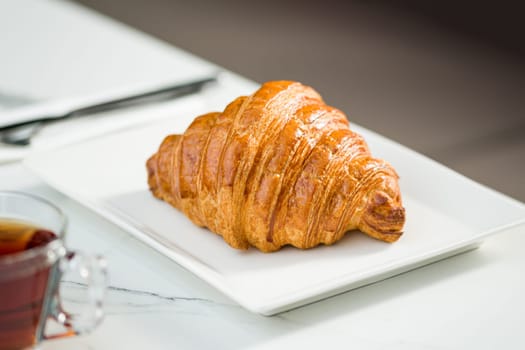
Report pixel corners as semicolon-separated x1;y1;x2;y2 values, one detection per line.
24;96;525;315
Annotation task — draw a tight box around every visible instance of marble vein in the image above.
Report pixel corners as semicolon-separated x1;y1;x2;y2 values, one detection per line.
59;280;240;315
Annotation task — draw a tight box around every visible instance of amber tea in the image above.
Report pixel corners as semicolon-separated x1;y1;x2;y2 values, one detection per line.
0;219;58;349
0;219;57;255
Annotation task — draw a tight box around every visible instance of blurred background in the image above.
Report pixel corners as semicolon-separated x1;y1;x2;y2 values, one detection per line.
76;0;525;201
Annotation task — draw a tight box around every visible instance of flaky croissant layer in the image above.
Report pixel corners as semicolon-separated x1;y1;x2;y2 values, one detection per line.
147;81;405;252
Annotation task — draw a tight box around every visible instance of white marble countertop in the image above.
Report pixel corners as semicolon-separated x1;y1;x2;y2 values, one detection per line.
2;1;525;348
1;161;524;349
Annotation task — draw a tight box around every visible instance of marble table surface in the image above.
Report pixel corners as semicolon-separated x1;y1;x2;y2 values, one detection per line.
1;161;524;349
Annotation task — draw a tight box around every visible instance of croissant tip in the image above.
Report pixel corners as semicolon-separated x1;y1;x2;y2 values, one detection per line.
360;191;405;242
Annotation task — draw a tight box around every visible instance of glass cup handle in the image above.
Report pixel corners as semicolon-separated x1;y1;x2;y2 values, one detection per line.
46;251;108;339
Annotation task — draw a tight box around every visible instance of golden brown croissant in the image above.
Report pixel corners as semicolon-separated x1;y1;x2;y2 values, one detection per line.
147;81;405;252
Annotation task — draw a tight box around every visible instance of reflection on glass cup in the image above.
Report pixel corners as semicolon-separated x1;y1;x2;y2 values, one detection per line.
0;191;107;349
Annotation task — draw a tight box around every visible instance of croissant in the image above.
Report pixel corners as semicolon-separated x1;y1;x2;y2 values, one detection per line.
147;81;405;252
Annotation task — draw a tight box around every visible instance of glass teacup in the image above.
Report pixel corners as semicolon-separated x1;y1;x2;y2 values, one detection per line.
0;191;107;349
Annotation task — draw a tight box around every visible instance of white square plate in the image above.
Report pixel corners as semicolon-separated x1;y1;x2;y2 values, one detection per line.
24;86;525;315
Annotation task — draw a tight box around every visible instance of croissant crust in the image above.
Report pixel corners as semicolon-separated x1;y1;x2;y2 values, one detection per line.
147;81;405;252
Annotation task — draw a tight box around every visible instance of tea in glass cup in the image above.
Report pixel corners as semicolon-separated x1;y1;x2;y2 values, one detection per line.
0;191;107;349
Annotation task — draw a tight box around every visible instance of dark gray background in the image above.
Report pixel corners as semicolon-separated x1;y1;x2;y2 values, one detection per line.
76;0;525;201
